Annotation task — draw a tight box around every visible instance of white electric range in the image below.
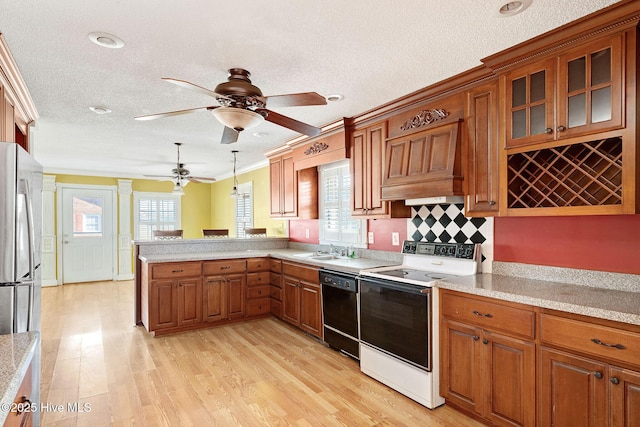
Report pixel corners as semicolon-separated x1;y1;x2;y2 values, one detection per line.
357;240;481;409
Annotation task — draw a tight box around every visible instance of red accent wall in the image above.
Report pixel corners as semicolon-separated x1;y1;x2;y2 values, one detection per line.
494;215;640;274
287;218;406;250
288;219;319;244
367;218;407;252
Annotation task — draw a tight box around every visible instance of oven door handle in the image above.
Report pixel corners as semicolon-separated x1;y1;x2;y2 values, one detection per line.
359;277;430;295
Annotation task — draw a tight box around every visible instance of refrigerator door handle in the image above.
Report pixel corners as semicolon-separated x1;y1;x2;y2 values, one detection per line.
21;179;36;283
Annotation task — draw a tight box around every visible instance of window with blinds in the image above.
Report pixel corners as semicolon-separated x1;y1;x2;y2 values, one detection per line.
133;192;182;240
319;160;366;245
235;182;253;238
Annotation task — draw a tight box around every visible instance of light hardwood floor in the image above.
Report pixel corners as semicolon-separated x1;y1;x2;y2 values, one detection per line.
40;280;482;426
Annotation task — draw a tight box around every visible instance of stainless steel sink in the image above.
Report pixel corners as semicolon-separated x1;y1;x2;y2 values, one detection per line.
293;253;339;261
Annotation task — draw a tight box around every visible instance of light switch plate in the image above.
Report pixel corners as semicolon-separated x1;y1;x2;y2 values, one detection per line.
305;229;310;238
368;231;374;244
392;232;400;246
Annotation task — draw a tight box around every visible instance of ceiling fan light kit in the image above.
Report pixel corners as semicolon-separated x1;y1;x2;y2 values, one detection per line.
136;68;327;144
212;107;264;132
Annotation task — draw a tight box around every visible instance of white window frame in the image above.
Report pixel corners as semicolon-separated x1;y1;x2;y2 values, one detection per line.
318;160;367;247
235;181;254;238
133;192;182;240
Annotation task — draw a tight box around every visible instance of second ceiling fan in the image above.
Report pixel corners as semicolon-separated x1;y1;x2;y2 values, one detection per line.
135;68;327;144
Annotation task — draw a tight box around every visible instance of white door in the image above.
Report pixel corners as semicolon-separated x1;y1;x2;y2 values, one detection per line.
61;187;115;283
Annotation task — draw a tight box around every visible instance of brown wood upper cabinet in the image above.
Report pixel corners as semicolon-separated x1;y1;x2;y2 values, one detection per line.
465;80;499;216
381;119;463;201
269;153;318;219
270;154;296;217
503;32;623;148
349;120;410;218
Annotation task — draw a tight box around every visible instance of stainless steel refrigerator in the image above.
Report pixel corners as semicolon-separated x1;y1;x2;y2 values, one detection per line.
0;141;42;423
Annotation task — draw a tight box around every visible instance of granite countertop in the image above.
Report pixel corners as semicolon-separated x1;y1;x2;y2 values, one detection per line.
436;274;640;326
0;332;38;425
139;248;398;274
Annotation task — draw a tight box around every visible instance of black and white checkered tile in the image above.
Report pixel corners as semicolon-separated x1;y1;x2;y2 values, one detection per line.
408;203;494;272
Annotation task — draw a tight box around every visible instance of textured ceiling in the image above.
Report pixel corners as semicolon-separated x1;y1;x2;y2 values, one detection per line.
0;0;621;180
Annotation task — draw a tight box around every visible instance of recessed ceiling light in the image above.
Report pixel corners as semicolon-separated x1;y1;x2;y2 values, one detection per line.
498;0;532;17
88;32;125;49
89;106;112;115
252;132;268;138
326;93;344;102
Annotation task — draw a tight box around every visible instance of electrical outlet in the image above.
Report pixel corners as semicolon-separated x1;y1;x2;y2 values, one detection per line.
392;232;400;246
368;231;374;244
305;229;310;238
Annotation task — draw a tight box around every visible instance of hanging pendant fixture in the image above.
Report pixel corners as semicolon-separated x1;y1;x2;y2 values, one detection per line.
230;150;239;198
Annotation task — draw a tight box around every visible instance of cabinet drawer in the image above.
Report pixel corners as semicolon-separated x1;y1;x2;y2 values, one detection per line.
271;299;283;318
270;259;282;273
442;292;535;339
247;298;270;316
247;285;269;300
270;285;282;301
282;262;319;283
203;259;246;275
247;271;270;286
270;272;282;287
540;314;640;367
247;258;270;272
151;262;201;279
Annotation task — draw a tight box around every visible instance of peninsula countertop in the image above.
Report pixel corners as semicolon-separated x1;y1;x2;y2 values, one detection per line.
436;273;640;326
0;332;38;425
139;248;398;274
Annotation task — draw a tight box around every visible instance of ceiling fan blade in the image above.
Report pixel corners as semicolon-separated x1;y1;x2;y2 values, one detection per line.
262;92;327;108
134;106;217;121
187;176;216;183
143;174;175;180
221;126;239;144
258;109;322;137
162;78;231;101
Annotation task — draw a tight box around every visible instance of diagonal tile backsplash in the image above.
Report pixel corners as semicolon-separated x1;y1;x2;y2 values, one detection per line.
408;203;493;272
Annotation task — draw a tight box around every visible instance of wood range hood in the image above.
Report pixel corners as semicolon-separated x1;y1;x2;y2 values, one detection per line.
381;117;464;203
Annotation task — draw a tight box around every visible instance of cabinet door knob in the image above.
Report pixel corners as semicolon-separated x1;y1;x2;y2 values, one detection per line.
545;127;553;134
488;200;496;206
472;335;479;341
594;371;603;379
482;339;489;345
556;125;566;132
611;377;620;385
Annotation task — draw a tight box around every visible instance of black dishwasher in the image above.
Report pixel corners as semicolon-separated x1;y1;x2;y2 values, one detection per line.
320;269;359;360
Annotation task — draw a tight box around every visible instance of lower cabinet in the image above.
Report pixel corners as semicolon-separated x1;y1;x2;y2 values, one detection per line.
282;261;322;338
441;319;535;427
246;258;271;317
203;274;246;322
538;311;640;427
3;363;32;427
142;261;203;333
269;259;283;319
440;290;536;427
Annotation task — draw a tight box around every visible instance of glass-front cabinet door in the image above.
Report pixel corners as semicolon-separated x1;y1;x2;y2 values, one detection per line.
504;32;624;148
504;58;555;148
557;33;623;139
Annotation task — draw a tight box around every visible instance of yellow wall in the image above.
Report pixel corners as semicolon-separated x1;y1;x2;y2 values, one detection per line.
53;174;212;239
210;166;287;238
53;167;286;241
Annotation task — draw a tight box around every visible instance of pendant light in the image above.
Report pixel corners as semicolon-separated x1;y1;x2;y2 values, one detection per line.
230;150;239;198
172;177;185;196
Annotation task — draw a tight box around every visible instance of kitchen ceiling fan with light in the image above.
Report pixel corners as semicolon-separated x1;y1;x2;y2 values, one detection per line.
135;68;328;144
144;142;216;194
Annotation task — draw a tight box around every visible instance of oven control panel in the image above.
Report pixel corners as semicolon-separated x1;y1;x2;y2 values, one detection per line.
401;240;477;259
